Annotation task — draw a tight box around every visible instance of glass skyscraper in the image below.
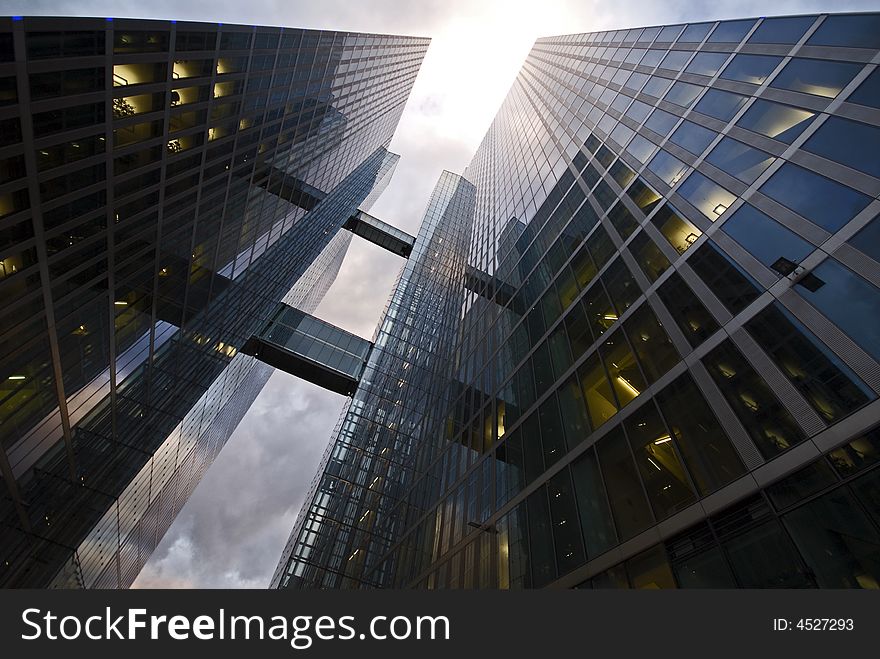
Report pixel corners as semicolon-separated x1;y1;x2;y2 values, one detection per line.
0;16;428;587
275;11;880;589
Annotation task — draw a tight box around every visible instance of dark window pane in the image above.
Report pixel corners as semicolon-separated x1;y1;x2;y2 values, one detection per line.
848;215;880;264
847;68;880;109
571;448;617;557
538;393;566;467
771;58;861;98
602;257;641;313
669;120;716;155
607;201;639;240
720;54;782;85
693;89;748;121
803;116;880;178
737;99;815;143
655;372;746;494
720;203;814;268
624;302;679;384
667;523;736;587
748;15;815;44
629;231;671;283
723;518;815;587
766;460;838;510
796;258;880;363
828;428;880;478
656;271;719;348
651;204;701;255
708;19;755;43
557;374;591;446
705;136;775;184
600;329;645;408
685;52;728;76
760;163;871;232
807;14;880;49
597;426;654;539
703;340;805;458
626;545;677;589
526;488;556;587
578;351;618;429
783;489;880;589
688;241;761;314
547;470;587;574
746;303;874;423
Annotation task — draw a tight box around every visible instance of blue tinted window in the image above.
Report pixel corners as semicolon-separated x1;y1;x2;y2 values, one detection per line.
847;68;880;109
720;54;782;85
705;137;775;184
771;58;862;98
644;108;678;135
721;204;814;268
849;215;880;263
640;49;665;67
804;116;880;179
685;52;729;76
657;24;684;42
688;241;761;314
748;16;816;44
737;99;815;143
693;88;748;121
798;258;880;362
668;120;716;155
664;81;701;107
760;163;872;232
624;98;652;122
807;14;880;49
680;23;713;43
708;19;755;43
642;76;671;98
659;50;691;72
677;171;735;220
647;149;687;187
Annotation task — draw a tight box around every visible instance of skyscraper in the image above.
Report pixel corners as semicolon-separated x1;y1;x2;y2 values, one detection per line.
275;11;880;589
0;15;428;587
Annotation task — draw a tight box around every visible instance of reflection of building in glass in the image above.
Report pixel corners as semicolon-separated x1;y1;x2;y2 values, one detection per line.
275;12;880;590
0;16;428;587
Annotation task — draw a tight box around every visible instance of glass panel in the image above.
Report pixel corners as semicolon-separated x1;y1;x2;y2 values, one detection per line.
693;89;748;121
582;280;616;339
647;149;688;187
538;394;566;467
723;519;815;587
526;488;556;587
629;231;671;282
705;137;775;184
644;107;678;135
599;329;645;408
796;258;880;363
685;52;728;76
547;470;587;574
658;50;691;72
642;76;671;99
847;68;880;109
656;271;719;348
558;374;591;446
652;204;701;255
624;402;696;519
848;215;880;264
676;172;735;221
720;54;782;85
596;426;654;539
720;203;814;269
760;163;871;232
679;23;713;43
748;15;815;44
571;449;617;557
624;302;679;384
607;201;639;240
602;258;641;313
803;116;880;178
655;373;746;494
771;58;862;98
746;303;874;423
578;352;617;429
668;523;737;587
669;120;716;155
807;14;880;49
688;241;761;314
828;428;880;478
708;19;755;43
766;460;838;510
702;339;805;458
626;545;676;589
664;81;701;108
737;99;815;143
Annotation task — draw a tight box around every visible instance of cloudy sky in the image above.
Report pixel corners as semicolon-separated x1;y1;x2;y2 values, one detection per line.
13;0;877;587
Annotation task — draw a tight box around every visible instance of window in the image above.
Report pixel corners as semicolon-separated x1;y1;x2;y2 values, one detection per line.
526;488;556;586
558;374;591;446
676;171;735;221
760;163;871;232
644;107;678;135
720;203;814;269
597;426;654;539
708;19;755;43
848;215;880;264
803;117;880;178
624;402;696;519
659;50;691;72
829;428;880;478
693;89;748;121
629;231;671;283
679;23;713;43
668;120;716;155
625;545;678;588
571;450;617;557
847;68;880;109
705;137;774;184
578;352;617;429
655;373;745;494
748;15;815;44
771;58;862;98
640;49;666;68
746;303;874;422
626;135;657;164
652;204;701;255
688;241;761;314
624;302;679;384
626;178;662;215
642;76;671;99
600;329;645;408
647;150;687;187
607;201;639;240
723;517;815;587
796;258;880;363
736;99;815;143
703;340;805;458
602;257;641;313
806;14;880;49
548;470;587;574
685;53;728;76
667;523;737;587
26;30;104;59
723;54;783;86
664;81;702;107
29;67;105;100
657;272;719;347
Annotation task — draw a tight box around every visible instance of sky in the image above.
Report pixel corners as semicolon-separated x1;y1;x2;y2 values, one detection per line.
8;0;877;588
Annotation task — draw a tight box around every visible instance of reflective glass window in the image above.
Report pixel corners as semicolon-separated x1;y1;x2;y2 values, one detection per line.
693;89;748;121
679;23;713;43
847;68;880;109
624;302;679;384
771;58;862;98
629;231;671;283
686;52;729;77
642;76;671;99
688;241;761;314
644;107;678;135
548;470;587;574
651;204;701;255
676;171;735;221
656;271;719;347
668;120;716;155
736;99;815;143
705;137;774;184
720;203;814;269
578;352;617;429
647;149;687;187
803;116;880;178
807;14;880;49
659;50;691;72
720;54;782;85
748;15;815;44
597;426;654;539
664;81;701;108
600;329;645;408
848;215;880;264
708;19;755;43
607;201;639;240
571;449;617;557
